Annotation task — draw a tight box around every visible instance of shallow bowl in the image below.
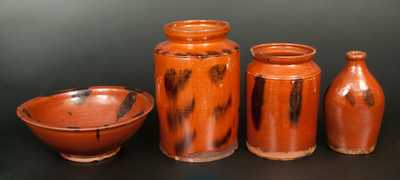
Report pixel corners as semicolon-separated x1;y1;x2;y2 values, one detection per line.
16;86;154;163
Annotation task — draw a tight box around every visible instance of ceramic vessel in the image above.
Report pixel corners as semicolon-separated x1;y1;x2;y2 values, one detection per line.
325;51;385;155
16;86;154;163
246;43;321;160
154;20;240;162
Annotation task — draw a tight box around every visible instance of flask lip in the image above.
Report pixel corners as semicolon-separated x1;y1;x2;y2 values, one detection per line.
250;43;317;64
164;19;230;42
346;50;367;61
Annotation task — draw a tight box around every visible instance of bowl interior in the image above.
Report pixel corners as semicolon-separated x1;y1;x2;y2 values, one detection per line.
17;87;153;130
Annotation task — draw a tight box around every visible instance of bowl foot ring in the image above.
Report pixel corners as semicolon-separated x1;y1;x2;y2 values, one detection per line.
60;146;121;163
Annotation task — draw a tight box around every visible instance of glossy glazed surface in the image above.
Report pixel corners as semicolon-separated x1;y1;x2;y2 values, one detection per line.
154;20;240;162
246;43;321;160
16;86;154;162
325;51;385;154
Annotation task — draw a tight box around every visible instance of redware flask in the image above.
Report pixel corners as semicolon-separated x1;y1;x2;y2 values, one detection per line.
325;51;385;155
154;20;240;162
246;43;321;160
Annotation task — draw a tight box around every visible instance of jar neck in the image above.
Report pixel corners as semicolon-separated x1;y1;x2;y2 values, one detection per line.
250;43;317;65
164;19;230;43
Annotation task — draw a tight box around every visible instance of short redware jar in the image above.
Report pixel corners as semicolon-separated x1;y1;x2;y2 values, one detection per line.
246;43;321;160
154;20;240;162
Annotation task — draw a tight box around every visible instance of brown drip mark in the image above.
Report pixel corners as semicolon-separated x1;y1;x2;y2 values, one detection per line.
22;108;32;118
167;98;195;131
154;48;162;54
363;89;375;107
133;88;144;93
116;92;137;120
209;64;227;85
222;49;232;55
175;131;197;155
213;95;232;119
71;89;91;105
67;112;73;116
289;79;303;124
206;51;221;56
96;129;100;141
156;49;234;59
251;76;265;130
213;128;232;148
344;91;356;106
164;69;192;100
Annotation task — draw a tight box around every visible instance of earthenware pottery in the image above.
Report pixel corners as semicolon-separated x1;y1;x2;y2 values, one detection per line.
154;20;240;162
246;43;320;160
325;51;385;155
16;86;154;163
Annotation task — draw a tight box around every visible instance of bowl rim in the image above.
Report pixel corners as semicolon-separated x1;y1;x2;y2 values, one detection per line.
16;86;154;132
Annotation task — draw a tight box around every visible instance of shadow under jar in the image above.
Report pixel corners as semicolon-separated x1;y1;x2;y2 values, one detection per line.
246;43;321;160
154;20;240;163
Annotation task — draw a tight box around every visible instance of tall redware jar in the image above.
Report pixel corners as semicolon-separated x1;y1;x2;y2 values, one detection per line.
246;43;320;160
154;20;240;162
325;51;385;155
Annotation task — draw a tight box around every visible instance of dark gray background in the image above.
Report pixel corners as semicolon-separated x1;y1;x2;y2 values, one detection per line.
1;0;399;179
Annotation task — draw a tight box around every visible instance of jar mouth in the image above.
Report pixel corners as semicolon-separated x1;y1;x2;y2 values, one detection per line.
164;20;230;42
250;43;316;64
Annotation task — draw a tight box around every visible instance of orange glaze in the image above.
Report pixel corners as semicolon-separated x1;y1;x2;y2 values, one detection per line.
325;51;385;155
16;86;154;163
246;43;321;160
154;20;240;162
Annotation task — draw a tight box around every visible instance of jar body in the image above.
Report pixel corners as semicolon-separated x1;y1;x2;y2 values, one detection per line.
246;43;320;160
154;21;240;162
325;51;385;155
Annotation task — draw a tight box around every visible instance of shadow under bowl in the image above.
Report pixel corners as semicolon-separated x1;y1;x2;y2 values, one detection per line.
16;86;154;163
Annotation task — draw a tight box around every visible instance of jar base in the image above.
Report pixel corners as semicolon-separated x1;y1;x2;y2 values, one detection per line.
59;147;121;163
160;144;237;163
246;142;316;160
329;144;375;155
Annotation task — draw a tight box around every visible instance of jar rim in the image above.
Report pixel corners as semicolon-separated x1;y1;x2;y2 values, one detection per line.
164;19;230;42
250;43;317;64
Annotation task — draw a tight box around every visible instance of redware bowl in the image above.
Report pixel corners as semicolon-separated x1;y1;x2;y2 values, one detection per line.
16;86;154;163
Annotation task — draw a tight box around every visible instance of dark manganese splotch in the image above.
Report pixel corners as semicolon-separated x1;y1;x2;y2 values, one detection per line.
222;49;232;55
363;89;375;107
213;128;232;148
167;98;196;131
289;79;303;124
206;51;221;57
116;92;137;120
209;64;227;85
175;131;197;155
164;69;192;100
71;89;91;105
251;76;265;130
344;91;356;106
22;108;32;118
213;95;232;119
96;129;100;141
